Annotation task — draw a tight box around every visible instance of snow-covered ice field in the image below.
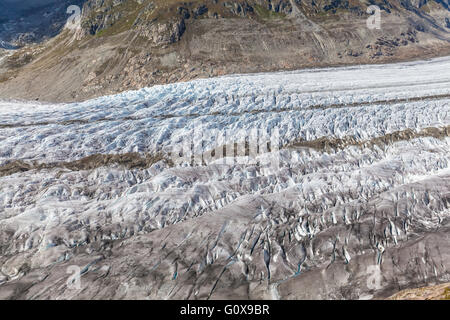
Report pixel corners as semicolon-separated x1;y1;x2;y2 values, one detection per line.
0;56;449;299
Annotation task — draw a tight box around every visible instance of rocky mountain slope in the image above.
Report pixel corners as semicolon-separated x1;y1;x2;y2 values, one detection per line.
0;0;85;48
0;0;449;102
387;282;450;299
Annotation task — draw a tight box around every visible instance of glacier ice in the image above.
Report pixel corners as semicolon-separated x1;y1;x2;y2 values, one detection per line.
0;56;450;299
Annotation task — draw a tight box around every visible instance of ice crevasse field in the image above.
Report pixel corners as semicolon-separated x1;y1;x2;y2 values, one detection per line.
0;56;449;299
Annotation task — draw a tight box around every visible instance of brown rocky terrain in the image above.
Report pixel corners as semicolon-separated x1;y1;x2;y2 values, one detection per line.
387;282;450;299
0;0;449;102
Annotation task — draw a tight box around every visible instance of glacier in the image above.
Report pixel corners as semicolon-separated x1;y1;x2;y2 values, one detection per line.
0;56;449;299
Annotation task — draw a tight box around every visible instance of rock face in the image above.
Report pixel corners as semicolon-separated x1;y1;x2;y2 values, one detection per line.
0;0;449;101
387;282;450;300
